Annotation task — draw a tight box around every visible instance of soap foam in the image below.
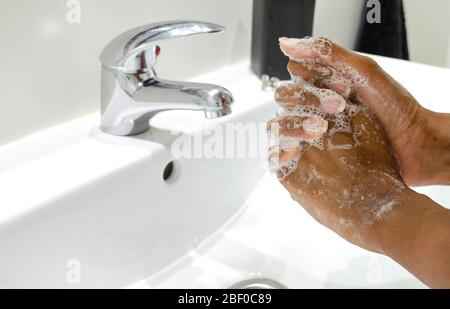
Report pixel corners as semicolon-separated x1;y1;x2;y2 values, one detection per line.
272;100;370;180
274;37;404;224
334;62;368;88
290;61;352;98
281;37;333;65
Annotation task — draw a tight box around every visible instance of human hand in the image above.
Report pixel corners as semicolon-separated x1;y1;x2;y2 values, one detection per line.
278;37;450;186
268;81;407;253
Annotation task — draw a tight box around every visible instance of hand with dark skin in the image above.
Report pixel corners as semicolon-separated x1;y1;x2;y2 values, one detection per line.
279;37;450;186
268;37;450;288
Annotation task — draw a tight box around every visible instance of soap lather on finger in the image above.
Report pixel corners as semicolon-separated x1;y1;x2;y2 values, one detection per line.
279;37;334;66
267;115;328;141
267;115;328;177
276;82;346;114
287;60;352;99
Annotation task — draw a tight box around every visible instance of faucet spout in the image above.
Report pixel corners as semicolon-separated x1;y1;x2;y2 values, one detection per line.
136;78;234;118
100;69;233;136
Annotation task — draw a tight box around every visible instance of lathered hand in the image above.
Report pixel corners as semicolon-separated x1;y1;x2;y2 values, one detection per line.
279;37;450;186
269;82;406;253
268;37;450;288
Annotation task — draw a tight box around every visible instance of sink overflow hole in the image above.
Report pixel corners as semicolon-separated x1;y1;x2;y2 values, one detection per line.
163;161;175;182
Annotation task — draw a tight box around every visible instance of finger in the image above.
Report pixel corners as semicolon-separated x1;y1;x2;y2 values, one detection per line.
279;37;399;103
275;83;321;109
279;37;334;66
287;61;352;98
279;36;373;88
267;117;301;175
280;37;410;129
267;116;328;141
275;82;346;114
279;36;365;69
268;146;300;166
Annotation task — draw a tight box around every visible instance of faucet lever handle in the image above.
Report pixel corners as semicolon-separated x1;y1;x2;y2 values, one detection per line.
100;20;224;73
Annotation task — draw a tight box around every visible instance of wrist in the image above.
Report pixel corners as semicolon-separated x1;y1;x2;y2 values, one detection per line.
426;111;450;185
374;188;450;287
372;188;440;257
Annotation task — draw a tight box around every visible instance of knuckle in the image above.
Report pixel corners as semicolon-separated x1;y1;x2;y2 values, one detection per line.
360;55;380;70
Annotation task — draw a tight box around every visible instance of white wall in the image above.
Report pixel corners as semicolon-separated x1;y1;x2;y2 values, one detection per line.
1;0;449;146
314;0;450;69
0;0;364;147
313;0;363;49
0;0;252;146
404;0;450;69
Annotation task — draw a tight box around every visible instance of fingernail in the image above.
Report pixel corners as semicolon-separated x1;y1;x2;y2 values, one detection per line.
268;152;280;173
278;37;303;61
279;37;301;51
279;37;317;65
267;122;280;148
302;117;328;135
321;95;346;113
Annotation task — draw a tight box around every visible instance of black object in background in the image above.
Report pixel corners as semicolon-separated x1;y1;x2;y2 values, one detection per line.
251;0;316;80
356;0;409;60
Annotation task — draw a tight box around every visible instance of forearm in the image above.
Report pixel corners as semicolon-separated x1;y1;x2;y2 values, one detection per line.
375;188;450;288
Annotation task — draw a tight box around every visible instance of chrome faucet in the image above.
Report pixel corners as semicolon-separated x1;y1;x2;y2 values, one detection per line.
99;21;234;136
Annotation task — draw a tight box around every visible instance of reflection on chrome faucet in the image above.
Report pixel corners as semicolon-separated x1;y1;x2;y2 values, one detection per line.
99;21;234;136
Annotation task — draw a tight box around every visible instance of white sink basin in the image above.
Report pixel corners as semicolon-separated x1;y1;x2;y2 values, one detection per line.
132;172;449;289
0;58;449;288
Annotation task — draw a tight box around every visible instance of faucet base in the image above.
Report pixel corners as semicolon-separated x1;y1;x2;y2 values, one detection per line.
100;118;151;136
